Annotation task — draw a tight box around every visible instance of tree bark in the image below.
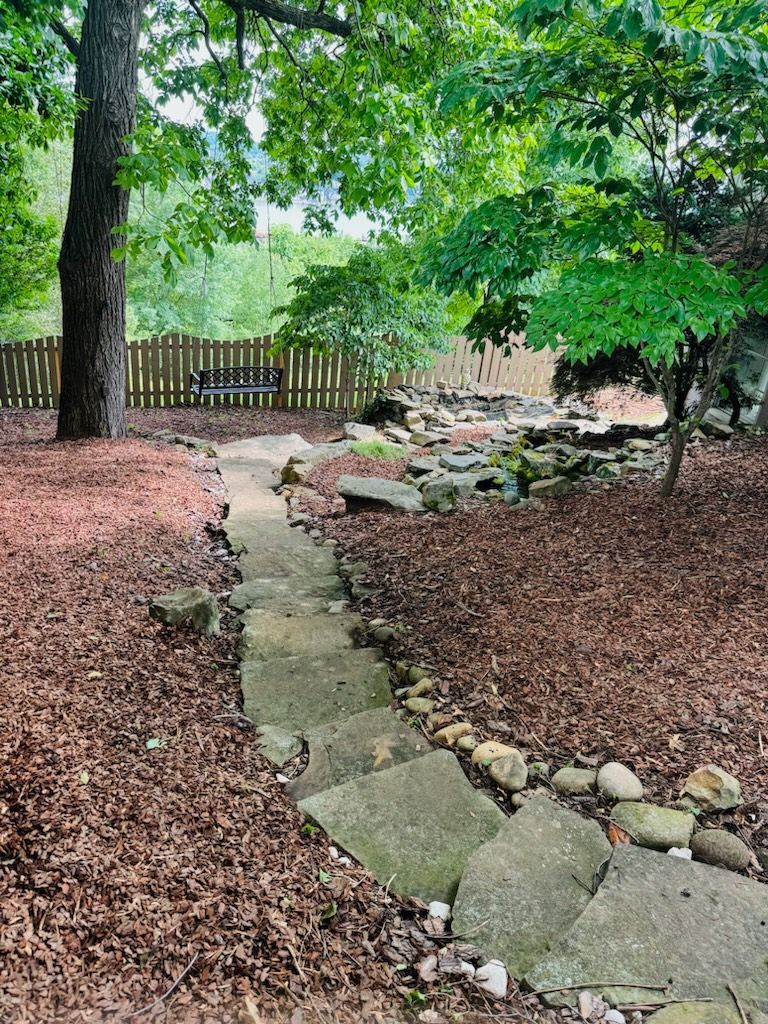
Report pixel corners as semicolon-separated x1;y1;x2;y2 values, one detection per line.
56;0;144;439
660;422;686;497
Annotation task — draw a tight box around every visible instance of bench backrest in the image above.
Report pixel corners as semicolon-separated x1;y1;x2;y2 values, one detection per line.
199;365;282;391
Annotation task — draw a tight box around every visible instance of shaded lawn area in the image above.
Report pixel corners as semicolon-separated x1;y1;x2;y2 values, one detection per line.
0;405;345;446
0;432;442;1024
324;439;768;852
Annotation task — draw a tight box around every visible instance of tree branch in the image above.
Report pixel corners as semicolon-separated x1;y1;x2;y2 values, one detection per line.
224;0;352;37
51;19;81;58
187;0;227;80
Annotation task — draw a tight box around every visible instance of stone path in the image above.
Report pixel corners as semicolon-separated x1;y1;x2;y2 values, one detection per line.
217;435;768;1024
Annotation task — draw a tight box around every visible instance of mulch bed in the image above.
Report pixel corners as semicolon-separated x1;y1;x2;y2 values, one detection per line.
321;438;768;864
0;422;549;1024
0;407;345;447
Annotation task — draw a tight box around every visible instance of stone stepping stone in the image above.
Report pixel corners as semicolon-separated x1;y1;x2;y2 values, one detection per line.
452;795;611;979
298;749;506;903
286;706;432;802
230;575;345;613
524;844;768;1008
238;609;362;662
241;649;390;733
223;518;316;560
238;543;339;581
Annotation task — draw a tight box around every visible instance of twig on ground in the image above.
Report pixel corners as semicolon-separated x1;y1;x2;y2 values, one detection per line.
128;951;200;1017
528;981;669;997
728;983;750;1024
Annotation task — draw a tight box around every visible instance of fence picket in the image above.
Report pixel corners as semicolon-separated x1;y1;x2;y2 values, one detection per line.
0;334;556;409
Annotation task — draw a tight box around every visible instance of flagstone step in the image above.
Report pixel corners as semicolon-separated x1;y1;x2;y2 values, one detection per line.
451;794;611;979
286;706;432;802
241;649;391;733
297;748;506;903
230;575;345;613
524;843;768;1010
224;517;319;560
238;543;339;580
238;609;362;662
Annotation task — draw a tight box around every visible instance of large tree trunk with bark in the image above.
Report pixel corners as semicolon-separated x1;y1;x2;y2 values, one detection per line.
57;0;143;439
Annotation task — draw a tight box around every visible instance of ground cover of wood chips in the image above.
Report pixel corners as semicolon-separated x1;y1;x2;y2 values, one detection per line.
0;423;545;1024
0;406;345;446
321;438;768;869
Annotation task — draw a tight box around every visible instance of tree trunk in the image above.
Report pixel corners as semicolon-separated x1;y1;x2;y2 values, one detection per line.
660;422;686;497
56;0;143;439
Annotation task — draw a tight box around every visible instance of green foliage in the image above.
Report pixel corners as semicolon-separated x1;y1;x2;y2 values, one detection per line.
273;243;452;378
526;253;745;366
350;440;407;460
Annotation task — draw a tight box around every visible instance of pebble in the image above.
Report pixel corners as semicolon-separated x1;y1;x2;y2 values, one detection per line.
597;762;644;802
551;766;597;795
470;740;518;766
488;749;528;792
428;901;452;922
408;665;431;684
407;678;434;698
373;626;396;642
456;734;478;753
528;761;550;781
667;847;693;860
404;697;435;714
474;959;507;999
690;829;751;871
433;722;474;746
604;1011;626;1024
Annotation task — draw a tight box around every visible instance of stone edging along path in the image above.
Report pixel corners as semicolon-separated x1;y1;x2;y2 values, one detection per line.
216;435;768;1024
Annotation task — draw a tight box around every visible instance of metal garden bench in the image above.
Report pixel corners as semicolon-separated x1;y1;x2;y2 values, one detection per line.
190;365;283;398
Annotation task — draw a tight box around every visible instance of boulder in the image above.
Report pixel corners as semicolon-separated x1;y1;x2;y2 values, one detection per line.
626;437;655;452
409;430;445;447
384;427;413;444
448;469;503;497
422;476;456;513
551;766;597;795
343;422;377;442
487;750;528;792
281;440;352;483
595;462;623;479
403;410;426;431
528;476;572;498
439;452;490;472
407;456;442;477
149;586;220;636
690;829;751;871
586;450;618;474
611;802;694;850
337;475;425;512
597;762;643;802
681;764;742;811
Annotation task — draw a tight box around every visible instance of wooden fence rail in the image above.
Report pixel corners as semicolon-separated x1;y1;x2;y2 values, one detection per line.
0;334;556;412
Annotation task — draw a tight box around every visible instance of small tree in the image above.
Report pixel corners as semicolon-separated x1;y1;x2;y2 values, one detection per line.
424;0;768;495
272;243;452;382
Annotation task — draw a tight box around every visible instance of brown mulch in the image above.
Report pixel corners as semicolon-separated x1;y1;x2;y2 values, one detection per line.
586;387;666;423
297;454;410;518
321;439;768;861
0;427;546;1024
0;407;345;447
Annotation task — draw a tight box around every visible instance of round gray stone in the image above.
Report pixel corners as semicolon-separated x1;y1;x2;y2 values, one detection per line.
597;762;644;802
690;829;751;871
551;767;597;795
611;802;695;850
488;750;528;793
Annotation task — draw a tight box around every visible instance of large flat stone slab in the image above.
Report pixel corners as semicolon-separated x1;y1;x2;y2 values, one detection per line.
238;609;362;662
241;649;390;732
298;749;506;903
223;518;317;559
336;475;425;512
218;435;312;464
452;795;611;979
287;707;432;802
525;844;768;1008
238;543;339;580
230;575;345;613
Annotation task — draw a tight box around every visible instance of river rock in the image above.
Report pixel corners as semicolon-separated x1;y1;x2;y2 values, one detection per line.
597;762;644;802
337;475;425;512
422;476;456;512
551;766;597;795
405;697;435;714
457;735;478;752
627;438;655;452
434;722;474;746
681;764;742;811
528;476;572;498
611;802;694;850
471;741;518;766
690;829;751;871
487;750;528;793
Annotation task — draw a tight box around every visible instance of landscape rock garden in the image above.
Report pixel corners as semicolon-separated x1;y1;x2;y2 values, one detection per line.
154;421;768;1024
279;383;735;517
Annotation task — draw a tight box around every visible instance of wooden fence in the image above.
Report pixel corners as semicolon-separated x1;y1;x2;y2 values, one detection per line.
0;333;556;412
